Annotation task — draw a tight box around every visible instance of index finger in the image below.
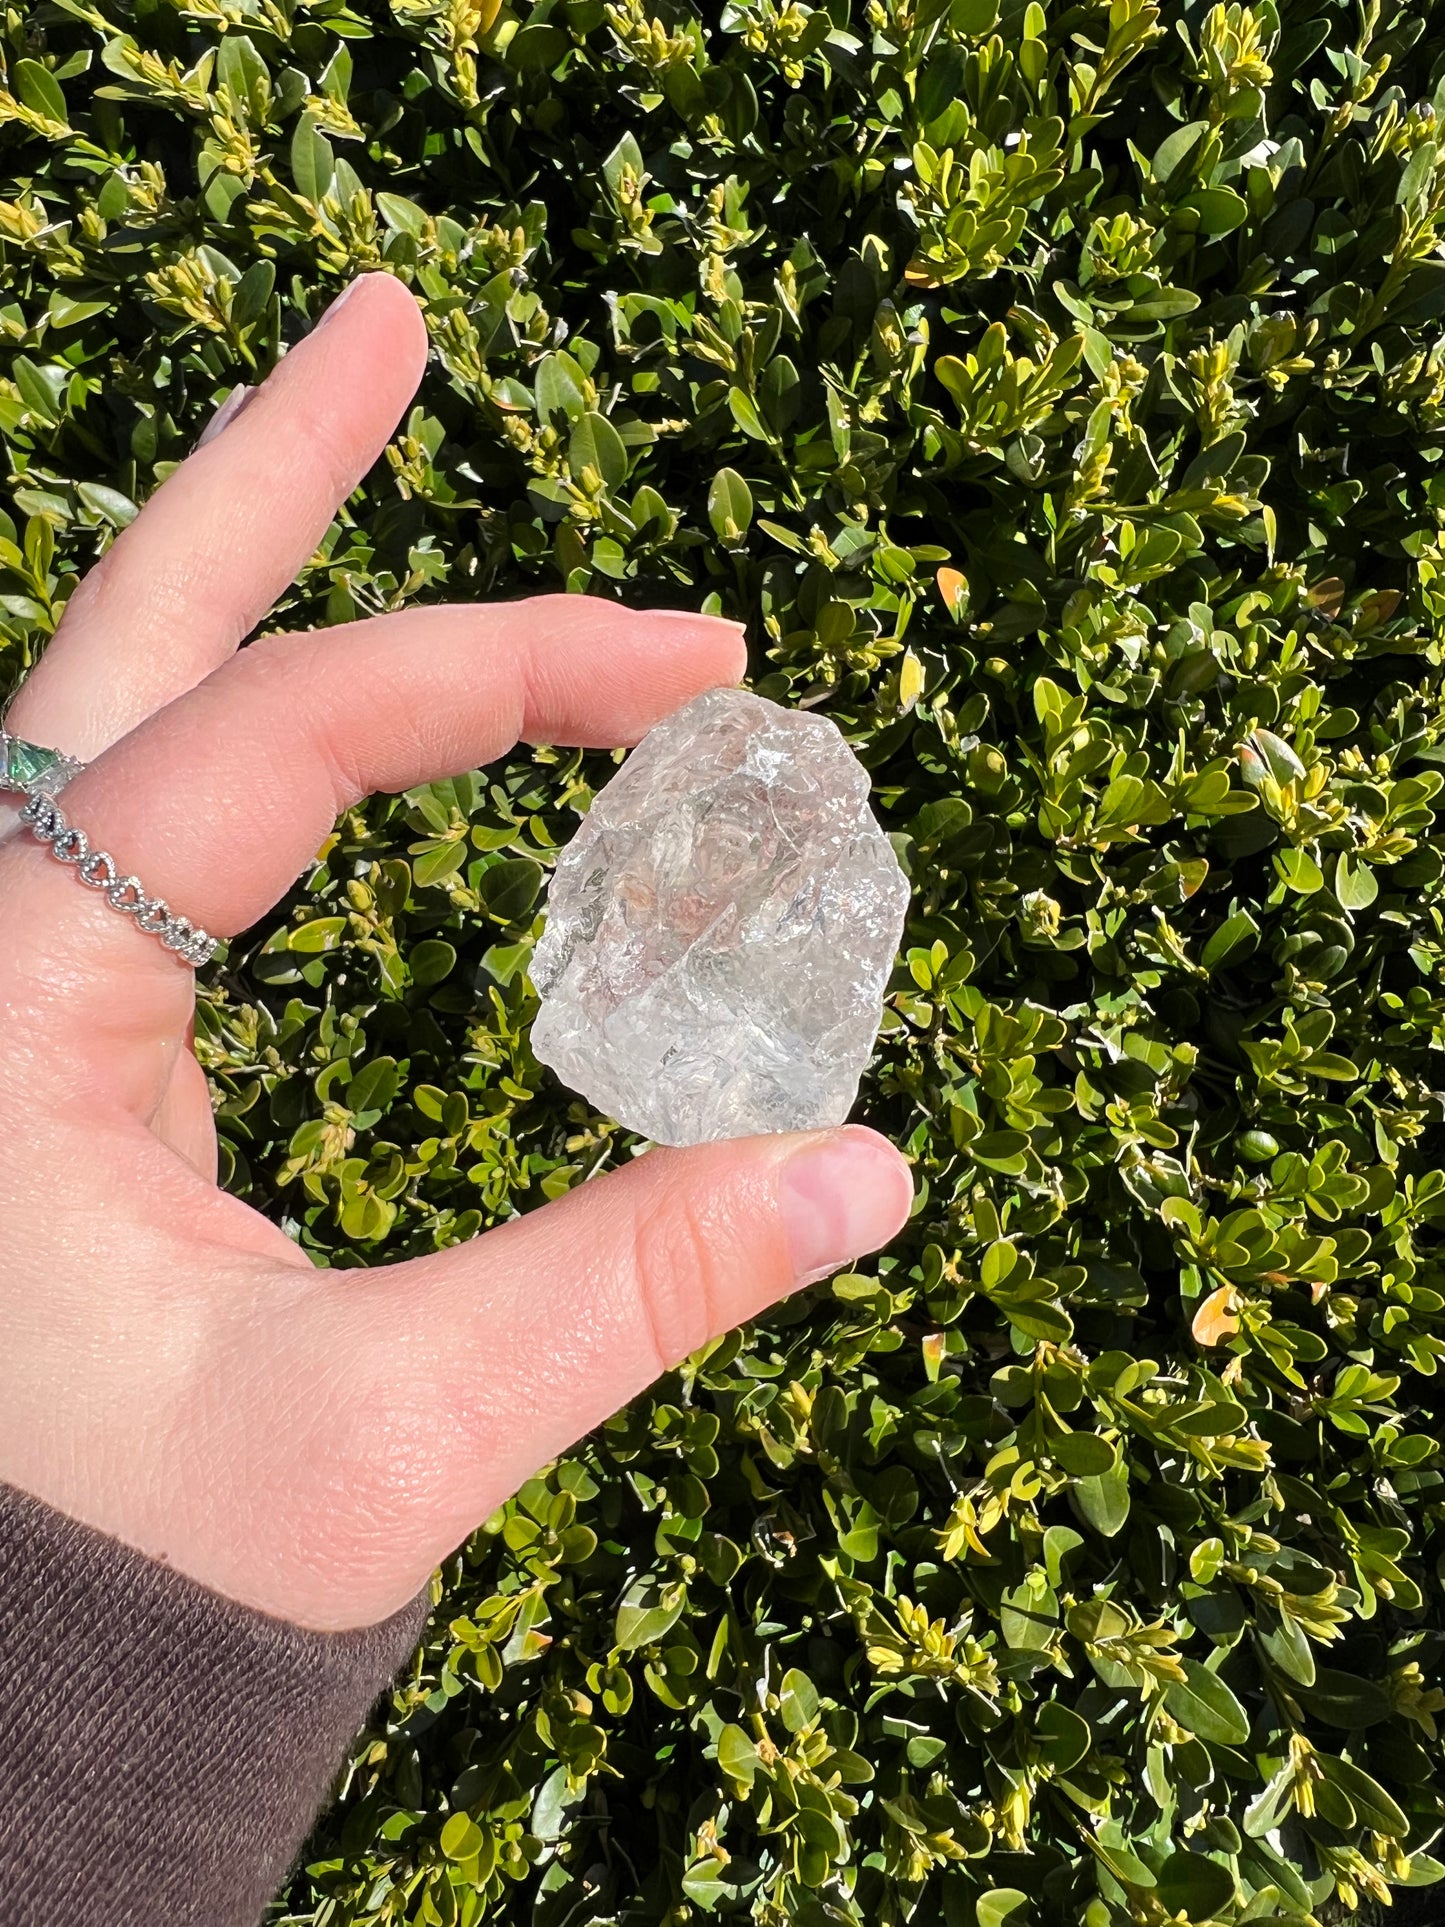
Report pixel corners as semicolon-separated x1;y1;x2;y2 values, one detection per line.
4;275;427;764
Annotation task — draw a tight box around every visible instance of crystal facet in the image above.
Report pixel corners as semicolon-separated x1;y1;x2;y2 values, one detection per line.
531;687;910;1146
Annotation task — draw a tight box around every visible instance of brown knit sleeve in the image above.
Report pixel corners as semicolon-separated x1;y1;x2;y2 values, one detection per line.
0;1481;430;1927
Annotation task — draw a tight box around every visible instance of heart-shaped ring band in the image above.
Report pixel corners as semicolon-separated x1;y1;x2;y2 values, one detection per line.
0;724;86;798
15;790;218;970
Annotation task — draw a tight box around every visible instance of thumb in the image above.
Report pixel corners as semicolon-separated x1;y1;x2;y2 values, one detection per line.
321;1126;912;1625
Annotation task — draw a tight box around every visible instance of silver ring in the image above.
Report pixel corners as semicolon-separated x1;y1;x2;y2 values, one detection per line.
17;791;218;969
0;724;86;797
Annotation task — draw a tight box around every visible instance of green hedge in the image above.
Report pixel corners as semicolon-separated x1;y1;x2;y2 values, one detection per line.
4;0;1445;1922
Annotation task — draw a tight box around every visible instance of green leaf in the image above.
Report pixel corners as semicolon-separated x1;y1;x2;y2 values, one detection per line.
1398;139;1438;207
1001;1574;1059;1649
288;915;348;953
232;259;274;327
1275;846;1323;893
915;44;966;124
1164;1659;1251;1746
531;1764;579;1842
1244;727;1306;786
15;59;68;123
778;1667;819;1732
439;1812;484;1860
1333;853;1379;909
568;411;629;491
481;858;543;921
413;842;466;886
1072;1459;1131;1537
1319;1757;1408;1836
346;1055;399;1119
1157;1851;1236;1918
1001;1295;1073;1342
1152;120;1210;184
1299;1668;1394;1728
12;357;66;422
727;387;771;441
973;1129;1031;1174
508;21;569;69
376;192;428;237
614;1577;686;1651
1052;1431;1117;1478
1127;286;1202;320
535;350;590;424
1184;186;1249;235
76;482;139;527
290;113;335;203
1029;1701;1091;1773
1201;908;1261;971
1260;1611;1316;1687
976;1892;1031;1927
717;1723;758;1789
409;938;457;986
707;467;754;543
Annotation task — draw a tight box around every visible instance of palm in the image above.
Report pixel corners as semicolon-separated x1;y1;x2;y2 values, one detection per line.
0;274;911;1631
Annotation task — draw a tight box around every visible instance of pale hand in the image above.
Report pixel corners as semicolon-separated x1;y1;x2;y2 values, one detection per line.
0;277;912;1631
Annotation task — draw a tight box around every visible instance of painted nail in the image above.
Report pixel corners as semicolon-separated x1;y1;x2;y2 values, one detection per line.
780;1128;913;1284
195;384;255;449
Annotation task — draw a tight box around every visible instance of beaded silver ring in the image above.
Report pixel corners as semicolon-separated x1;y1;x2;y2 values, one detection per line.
17;790;218;969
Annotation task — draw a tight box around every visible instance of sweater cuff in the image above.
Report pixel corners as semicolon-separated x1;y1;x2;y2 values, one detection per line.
0;1481;430;1927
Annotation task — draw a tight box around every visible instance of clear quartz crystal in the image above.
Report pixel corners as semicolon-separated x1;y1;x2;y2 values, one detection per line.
530;687;910;1146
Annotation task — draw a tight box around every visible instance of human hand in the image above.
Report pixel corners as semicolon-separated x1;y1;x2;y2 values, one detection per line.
0;276;912;1632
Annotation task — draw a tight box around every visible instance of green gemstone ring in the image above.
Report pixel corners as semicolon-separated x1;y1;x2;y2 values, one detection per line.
3;709;210;965
0;724;86;798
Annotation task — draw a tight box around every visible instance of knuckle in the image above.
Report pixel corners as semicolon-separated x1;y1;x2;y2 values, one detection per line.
628;1186;725;1376
523;591;573;626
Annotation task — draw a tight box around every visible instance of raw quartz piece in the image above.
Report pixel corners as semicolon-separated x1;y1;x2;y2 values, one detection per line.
531;687;909;1146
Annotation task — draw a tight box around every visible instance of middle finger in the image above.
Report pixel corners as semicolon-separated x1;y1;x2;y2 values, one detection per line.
0;597;747;1103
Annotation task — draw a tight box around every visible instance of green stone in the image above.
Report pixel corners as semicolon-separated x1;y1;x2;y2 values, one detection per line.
3;737;62;789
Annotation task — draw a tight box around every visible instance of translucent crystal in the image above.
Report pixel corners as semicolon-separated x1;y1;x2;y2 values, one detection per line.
531;687;909;1146
0;730;84;797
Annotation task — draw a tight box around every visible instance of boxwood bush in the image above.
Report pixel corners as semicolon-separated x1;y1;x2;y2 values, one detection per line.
4;0;1445;1922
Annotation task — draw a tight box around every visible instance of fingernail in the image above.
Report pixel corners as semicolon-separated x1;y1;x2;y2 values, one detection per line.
313;275;369;332
649;609;748;639
780;1128;913;1284
196;384;255;449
